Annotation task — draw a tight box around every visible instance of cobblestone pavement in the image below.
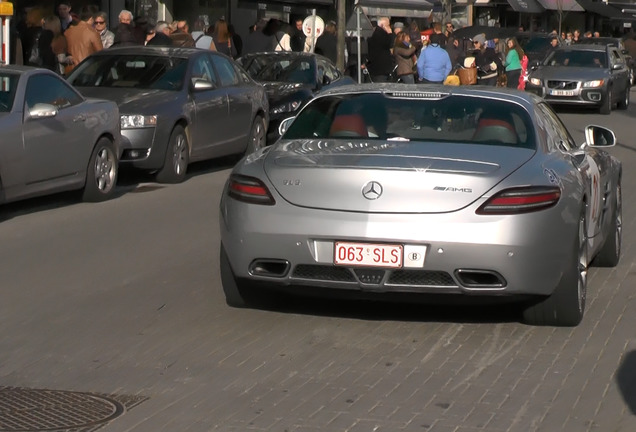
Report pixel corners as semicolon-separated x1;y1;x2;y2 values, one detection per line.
0;107;634;432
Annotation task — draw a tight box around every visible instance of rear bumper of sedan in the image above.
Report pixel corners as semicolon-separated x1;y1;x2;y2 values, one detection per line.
220;194;577;300
525;83;607;107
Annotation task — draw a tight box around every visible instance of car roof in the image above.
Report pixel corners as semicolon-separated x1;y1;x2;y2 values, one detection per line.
88;46;204;58
0;64;39;74
555;44;608;52
314;83;542;110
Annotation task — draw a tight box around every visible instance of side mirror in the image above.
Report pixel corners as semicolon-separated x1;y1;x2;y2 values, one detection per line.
322;75;332;86
278;116;295;137
584;125;616;147
191;78;215;91
28;103;58;119
612;63;625;71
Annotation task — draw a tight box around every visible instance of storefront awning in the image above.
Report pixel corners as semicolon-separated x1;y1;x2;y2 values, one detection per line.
536;0;584;11
576;0;629;19
507;0;545;13
355;0;434;18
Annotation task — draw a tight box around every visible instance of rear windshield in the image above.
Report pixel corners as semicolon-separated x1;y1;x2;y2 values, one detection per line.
67;55;188;90
545;50;607;68
283;92;536;150
0;73;20;112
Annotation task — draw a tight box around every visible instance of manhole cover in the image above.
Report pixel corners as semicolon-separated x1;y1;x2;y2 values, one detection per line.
0;387;147;432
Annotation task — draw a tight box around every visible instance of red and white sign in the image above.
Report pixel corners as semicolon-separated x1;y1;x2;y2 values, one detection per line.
302;15;324;39
334;242;403;268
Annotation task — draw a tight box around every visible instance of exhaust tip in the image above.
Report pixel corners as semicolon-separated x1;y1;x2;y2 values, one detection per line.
455;269;507;289
249;259;290;278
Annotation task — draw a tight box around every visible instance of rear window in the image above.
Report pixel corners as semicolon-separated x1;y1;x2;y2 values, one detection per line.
0;73;20;112
283;92;535;150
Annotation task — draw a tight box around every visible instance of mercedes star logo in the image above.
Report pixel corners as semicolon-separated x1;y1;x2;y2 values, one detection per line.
362;181;383;200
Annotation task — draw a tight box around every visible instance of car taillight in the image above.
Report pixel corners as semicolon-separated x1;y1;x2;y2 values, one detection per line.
227;174;275;205
476;186;561;215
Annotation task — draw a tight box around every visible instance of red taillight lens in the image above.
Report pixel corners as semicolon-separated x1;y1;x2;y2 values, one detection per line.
476;186;561;215
228;174;275;205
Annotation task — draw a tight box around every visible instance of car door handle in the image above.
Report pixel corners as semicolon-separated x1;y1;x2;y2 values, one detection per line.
73;114;86;122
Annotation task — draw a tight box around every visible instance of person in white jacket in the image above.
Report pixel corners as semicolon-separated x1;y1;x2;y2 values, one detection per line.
274;21;292;52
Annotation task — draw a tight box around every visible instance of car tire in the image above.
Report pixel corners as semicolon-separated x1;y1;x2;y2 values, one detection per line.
522;208;587;327
156;125;189;184
246;115;266;154
617;88;630;110
600;89;612;115
592;180;622;267
82;137;118;202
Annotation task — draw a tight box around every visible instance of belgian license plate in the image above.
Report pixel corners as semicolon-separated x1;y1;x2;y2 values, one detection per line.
334;242;403;268
550;89;575;96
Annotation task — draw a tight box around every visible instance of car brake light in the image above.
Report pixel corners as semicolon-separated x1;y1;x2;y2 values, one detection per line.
228;174;275;205
476;186;561;215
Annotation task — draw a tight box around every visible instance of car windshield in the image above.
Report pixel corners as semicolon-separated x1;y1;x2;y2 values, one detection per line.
240;56;316;84
521;37;551;53
545;50;607;68
67;55;188;90
283;92;536;150
0;73;20;112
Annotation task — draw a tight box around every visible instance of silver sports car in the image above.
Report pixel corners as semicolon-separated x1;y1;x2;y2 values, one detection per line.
219;84;622;327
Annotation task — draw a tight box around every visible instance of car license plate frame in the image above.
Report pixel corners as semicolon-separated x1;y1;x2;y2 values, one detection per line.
334;242;403;268
550;89;575;96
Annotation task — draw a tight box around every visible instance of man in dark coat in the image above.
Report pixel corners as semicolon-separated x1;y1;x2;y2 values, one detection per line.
315;21;337;64
366;16;394;82
290;18;305;52
112;9;139;46
242;18;276;55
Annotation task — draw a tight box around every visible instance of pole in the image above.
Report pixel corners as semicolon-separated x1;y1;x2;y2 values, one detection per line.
310;9;317;53
1;17;9;65
337;0;345;72
356;7;361;84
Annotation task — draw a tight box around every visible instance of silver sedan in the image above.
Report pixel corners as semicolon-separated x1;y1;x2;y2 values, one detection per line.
219;84;622;327
0;66;120;207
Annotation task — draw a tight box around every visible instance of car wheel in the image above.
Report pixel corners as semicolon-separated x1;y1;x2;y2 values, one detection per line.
523;208;587;326
156;125;189;184
592;180;622;267
82;137;118;202
219;244;277;308
600;89;612;115
617;88;630;110
246;115;266;154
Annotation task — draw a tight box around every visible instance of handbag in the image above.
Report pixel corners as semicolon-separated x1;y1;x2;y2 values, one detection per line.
457;66;477;85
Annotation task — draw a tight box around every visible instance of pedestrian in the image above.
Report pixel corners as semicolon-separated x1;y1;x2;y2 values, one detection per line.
57;1;73;33
22;7;45;67
504;37;523;89
393;31;417;84
408;20;423;56
112;10;138;46
146;21;173;46
444;21;454;40
366;16;394;82
43;14;71;74
315;20;337;63
169;19;195;47
274;21;293;52
470;33;501;86
416;33;451;84
446;36;465;69
64;6;103;74
93;11;114;49
210;19;237;58
290;18;305;52
242;18;275;55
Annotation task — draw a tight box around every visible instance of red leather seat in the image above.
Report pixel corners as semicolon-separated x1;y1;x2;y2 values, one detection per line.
329;114;368;137
472;118;518;145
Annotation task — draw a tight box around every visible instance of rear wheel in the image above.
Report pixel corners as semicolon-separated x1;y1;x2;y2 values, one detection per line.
246;115;266;154
82;137;118;202
523;209;587;326
600;89;612;115
592;181;622;267
617;88;630;110
156;125;189;184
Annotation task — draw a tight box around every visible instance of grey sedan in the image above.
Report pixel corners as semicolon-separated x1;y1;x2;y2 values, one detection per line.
0;66;120;207
525;44;630;114
67;47;269;183
220;84;622;327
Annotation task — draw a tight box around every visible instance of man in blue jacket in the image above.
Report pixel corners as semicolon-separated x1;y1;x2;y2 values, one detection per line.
416;33;452;84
